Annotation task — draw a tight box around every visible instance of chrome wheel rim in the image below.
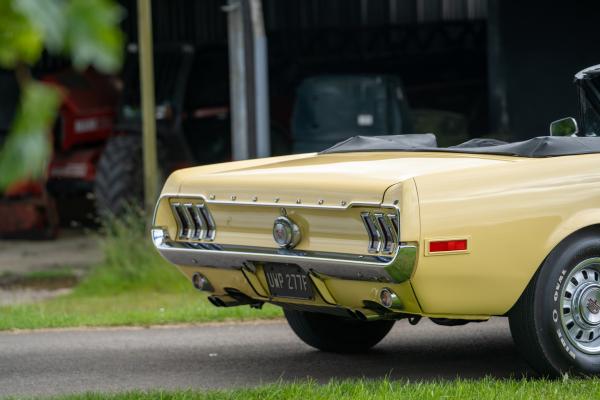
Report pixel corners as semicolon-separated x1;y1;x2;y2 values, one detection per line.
560;257;600;354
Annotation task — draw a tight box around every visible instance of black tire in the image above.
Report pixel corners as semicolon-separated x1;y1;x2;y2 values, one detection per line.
94;135;145;216
509;229;600;377
284;308;394;353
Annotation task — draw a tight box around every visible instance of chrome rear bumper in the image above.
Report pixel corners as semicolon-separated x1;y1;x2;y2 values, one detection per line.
151;227;416;283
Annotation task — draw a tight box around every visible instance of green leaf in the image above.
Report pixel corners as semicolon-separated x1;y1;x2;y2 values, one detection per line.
0;81;61;190
0;0;43;67
0;0;124;189
14;0;67;54
65;0;124;73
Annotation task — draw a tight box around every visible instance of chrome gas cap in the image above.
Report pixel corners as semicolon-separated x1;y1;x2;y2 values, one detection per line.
272;215;301;249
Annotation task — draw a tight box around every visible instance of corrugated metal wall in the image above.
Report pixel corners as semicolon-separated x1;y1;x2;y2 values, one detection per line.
265;0;486;29
111;0;489;133
151;1;227;45
119;0;486;45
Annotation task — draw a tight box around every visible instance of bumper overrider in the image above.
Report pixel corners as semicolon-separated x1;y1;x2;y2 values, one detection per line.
151;195;420;319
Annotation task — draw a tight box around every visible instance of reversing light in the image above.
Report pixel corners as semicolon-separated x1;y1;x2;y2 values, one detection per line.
171;202;216;241
379;288;400;308
192;272;214;292
429;239;468;253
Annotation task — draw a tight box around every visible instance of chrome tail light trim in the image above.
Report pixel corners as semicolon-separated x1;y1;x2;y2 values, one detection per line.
189;204;207;240
361;212;382;253
171;202;216;241
199;203;216;241
361;210;400;255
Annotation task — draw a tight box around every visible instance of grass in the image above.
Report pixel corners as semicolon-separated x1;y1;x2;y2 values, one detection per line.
37;378;600;400
0;291;281;330
0;212;282;330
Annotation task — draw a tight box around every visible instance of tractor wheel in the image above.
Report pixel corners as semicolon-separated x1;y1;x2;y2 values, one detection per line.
94;135;146;216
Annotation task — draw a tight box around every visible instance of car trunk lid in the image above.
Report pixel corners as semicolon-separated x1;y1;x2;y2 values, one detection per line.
178;151;516;206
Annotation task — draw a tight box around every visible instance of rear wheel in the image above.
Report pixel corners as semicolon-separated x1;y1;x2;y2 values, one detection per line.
284;308;394;353
509;230;600;376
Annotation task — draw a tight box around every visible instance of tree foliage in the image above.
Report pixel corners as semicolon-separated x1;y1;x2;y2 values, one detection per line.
0;0;124;190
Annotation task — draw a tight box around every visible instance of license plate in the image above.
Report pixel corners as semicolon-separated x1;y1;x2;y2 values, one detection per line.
263;263;314;299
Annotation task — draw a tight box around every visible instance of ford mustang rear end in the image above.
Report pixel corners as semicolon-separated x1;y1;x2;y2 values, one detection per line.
152;133;600;376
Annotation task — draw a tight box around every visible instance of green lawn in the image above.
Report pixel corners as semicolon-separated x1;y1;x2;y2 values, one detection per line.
0;291;281;330
42;378;600;400
0;214;282;330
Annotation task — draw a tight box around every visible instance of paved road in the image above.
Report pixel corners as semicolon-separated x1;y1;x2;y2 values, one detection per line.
0;318;531;397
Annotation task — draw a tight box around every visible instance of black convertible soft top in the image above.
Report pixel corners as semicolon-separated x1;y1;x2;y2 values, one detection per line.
319;134;600;158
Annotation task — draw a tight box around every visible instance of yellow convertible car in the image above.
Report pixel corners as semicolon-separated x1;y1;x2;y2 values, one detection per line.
152;65;600;377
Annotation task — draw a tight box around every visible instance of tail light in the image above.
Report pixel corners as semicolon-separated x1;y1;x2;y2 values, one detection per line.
171;202;216;241
361;211;399;254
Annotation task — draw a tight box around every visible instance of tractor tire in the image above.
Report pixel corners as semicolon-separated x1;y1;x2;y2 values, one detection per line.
94;135;145;216
284;308;394;353
509;229;600;377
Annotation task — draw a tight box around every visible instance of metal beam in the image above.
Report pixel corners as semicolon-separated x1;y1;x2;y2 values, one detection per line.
137;0;158;216
226;0;249;160
225;0;270;160
249;0;270;158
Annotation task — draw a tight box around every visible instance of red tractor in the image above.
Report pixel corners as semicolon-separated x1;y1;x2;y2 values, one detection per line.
0;44;204;238
0;68;118;238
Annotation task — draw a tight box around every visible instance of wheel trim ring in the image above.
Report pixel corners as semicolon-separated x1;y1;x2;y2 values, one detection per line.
559;257;600;354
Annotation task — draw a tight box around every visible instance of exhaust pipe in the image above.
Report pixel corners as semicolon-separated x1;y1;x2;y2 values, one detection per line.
207;296;224;307
207;295;241;307
353;308;388;321
354;310;368;321
207;289;264;309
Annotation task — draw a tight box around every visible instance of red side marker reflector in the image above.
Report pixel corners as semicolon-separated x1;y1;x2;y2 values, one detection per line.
429;239;468;253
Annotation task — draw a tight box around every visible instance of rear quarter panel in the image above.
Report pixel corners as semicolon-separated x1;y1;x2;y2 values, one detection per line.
411;153;600;316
